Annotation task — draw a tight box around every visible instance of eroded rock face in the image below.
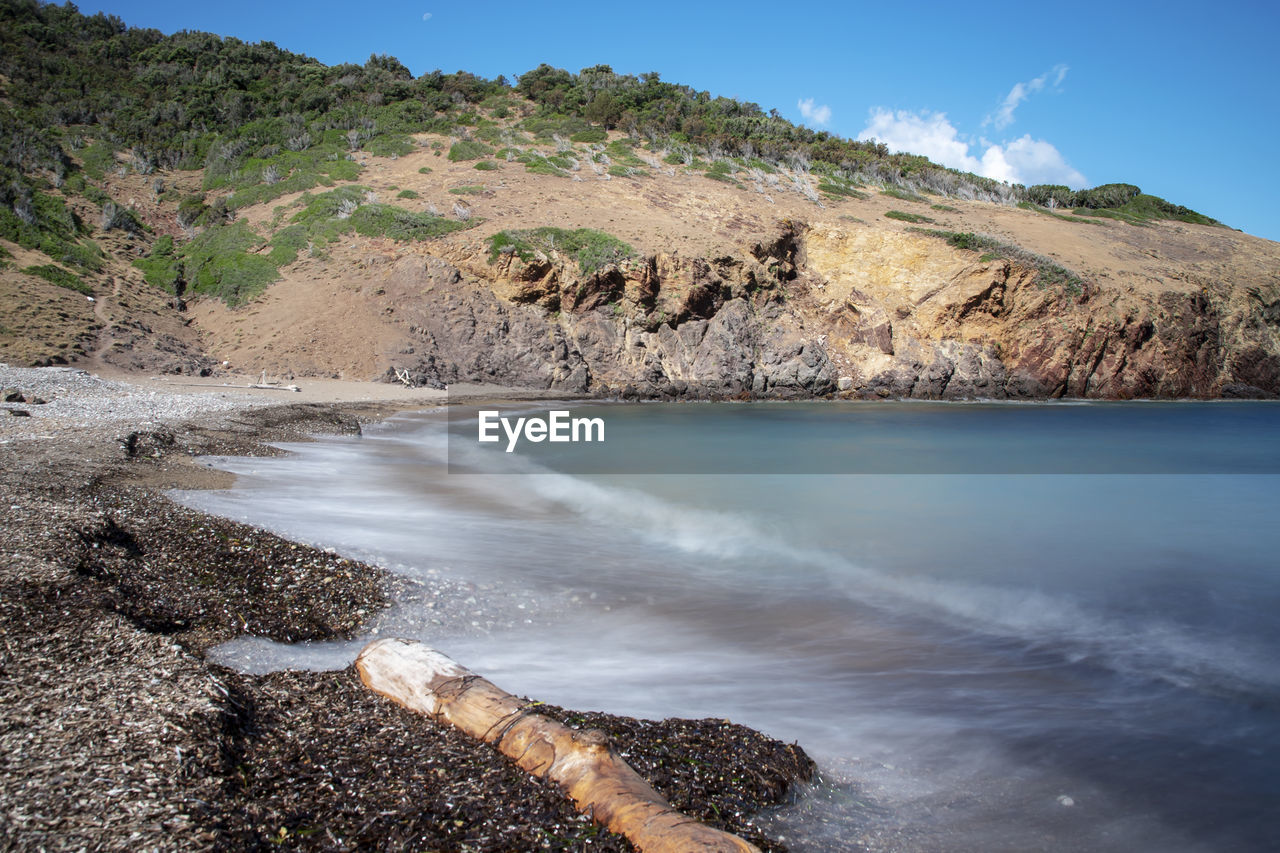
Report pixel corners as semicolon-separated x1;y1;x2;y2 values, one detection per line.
801;223;1280;399
385;228;837;397
376;222;1280;399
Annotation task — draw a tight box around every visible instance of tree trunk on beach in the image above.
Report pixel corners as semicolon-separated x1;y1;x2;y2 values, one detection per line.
355;638;761;853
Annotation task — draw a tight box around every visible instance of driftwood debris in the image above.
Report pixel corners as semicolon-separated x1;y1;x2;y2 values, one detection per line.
355;638;761;853
170;383;301;392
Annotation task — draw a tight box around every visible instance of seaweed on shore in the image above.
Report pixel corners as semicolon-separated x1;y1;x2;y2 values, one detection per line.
70;491;389;649
216;668;637;851
539;705;817;853
1;398;816;852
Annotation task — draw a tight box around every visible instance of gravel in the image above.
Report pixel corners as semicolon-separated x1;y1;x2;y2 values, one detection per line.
1;364;274;443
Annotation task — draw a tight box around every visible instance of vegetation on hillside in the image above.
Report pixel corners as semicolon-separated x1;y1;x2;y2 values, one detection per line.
916;229;1087;295
22;262;91;294
1;0;1221;309
489;227;636;275
1022;183;1218;226
885;210;934;224
135;186;475;305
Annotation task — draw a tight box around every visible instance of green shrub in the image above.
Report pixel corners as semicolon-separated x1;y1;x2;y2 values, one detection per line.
348;204;473;241
523;156;569;177
79;140;117;181
0;187;104;272
287;186;475;246
703;161;737;184
885;210;933;224
447;140;493;161
23;264;91;294
914;229;1086;295
177;194;210;228
180;221;278;306
819;180;868;200
1073;194;1218;226
570;128;608;144
488;227;635;275
397;189;420;199
1027;183;1142;210
133;233;181;292
605;140;646;167
223;153;360;210
473;160;500;171
365;134;414;158
448;185;486;195
418;166;433;174
741;157;777;174
932;231;988;252
930;203;958;212
880;187;921;202
1075;184;1142;209
80;183;111;207
267;224;310;266
521;114;593;140
1016;201;1104;226
136;187;476;307
289;186;369;228
608;164;646;178
881;187;926;202
1021;184;1217;227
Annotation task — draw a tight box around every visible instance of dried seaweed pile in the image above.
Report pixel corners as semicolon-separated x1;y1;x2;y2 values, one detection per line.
0;491;230;849
70;492;388;649
217;669;636;851
539;706;817;853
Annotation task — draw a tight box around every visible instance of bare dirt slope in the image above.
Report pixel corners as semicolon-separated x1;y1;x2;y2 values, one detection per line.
5;111;1279;398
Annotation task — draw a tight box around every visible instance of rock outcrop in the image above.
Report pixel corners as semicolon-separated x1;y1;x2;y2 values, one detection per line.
380;226;837;397
369;221;1280;399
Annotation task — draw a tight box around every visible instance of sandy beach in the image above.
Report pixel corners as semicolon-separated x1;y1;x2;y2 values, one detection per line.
0;364;811;851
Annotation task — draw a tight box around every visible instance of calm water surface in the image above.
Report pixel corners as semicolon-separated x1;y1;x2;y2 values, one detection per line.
181;401;1280;852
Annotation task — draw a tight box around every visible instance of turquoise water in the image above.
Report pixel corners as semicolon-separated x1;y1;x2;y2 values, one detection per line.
184;401;1280;851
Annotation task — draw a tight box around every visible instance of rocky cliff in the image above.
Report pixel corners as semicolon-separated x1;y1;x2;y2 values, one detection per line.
327;220;1280;400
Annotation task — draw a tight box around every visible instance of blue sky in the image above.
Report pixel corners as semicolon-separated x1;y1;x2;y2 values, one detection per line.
82;0;1280;242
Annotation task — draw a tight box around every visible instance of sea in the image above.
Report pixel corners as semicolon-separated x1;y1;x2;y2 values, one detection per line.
178;400;1280;852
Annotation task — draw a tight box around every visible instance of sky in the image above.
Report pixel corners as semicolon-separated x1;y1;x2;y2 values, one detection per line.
80;0;1280;242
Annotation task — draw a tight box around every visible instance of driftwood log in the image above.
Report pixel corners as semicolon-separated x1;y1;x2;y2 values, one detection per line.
355;638;761;853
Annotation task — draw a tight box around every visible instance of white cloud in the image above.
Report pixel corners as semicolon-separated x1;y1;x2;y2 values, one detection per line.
422;11;432;21
857;108;982;173
987;64;1068;130
996;135;1087;187
797;98;832;127
979;145;1018;184
857;108;1086;188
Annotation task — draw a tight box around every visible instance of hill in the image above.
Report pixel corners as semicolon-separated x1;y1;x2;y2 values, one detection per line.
2;0;1278;398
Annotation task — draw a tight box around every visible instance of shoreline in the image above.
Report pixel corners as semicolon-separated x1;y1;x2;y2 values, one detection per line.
0;365;813;851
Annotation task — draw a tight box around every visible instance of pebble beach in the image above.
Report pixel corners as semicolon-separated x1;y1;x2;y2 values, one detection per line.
0;364;812;851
